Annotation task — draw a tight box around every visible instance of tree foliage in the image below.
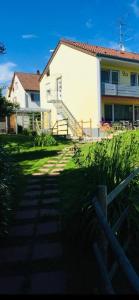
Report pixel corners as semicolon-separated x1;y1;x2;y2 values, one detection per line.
0;88;19;116
0;42;6;54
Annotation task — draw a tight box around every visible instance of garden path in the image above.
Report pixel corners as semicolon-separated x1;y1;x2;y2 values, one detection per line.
0;146;74;294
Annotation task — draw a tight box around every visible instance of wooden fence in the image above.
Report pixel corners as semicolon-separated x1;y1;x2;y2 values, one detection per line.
92;168;139;294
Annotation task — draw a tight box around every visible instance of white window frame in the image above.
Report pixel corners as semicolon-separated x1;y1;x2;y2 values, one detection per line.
101;69;120;84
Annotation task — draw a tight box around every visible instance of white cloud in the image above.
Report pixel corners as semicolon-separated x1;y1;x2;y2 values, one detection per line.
85;18;93;29
0;62;16;83
130;0;139;16
22;34;37;39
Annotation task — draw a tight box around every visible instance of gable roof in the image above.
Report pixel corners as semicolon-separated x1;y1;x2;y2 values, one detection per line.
40;39;139;81
9;72;41;96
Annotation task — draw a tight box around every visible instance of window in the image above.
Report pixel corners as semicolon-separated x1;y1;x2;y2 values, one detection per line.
114;105;133;121
101;70;119;84
30;93;40;102
104;105;112;122
101;70;110;83
47;69;50;76
112;71;119;84
131;73;137;86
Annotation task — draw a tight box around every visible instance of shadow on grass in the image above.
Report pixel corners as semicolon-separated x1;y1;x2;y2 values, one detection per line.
12;149;60;162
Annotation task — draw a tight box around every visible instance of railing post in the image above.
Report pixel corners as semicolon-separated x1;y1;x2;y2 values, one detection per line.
97;185;108;265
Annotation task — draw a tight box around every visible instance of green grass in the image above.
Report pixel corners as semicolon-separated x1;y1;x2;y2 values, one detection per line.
0;134;72;175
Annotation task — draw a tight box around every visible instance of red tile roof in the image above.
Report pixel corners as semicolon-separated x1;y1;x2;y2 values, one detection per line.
15;72;40;91
61;39;139;61
41;39;139;80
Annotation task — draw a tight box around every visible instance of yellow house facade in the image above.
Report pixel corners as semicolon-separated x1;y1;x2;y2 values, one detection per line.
40;39;139;137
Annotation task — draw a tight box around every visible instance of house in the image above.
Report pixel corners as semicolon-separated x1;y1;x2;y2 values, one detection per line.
8;71;41;109
40;39;139;137
6;71;51;133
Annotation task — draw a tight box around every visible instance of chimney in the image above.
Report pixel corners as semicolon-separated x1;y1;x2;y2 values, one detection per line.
37;70;40;75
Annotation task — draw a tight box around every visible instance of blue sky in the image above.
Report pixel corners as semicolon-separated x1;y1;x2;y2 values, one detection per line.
1;0;139;87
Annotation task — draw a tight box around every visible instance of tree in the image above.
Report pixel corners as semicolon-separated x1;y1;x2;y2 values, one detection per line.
0;42;6;54
0;88;19;118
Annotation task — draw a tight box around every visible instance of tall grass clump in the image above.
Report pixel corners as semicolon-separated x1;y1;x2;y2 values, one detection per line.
66;132;139;244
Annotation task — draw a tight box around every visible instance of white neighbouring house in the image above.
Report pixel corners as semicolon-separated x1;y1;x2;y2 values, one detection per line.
7;71;41;109
6;71;51;133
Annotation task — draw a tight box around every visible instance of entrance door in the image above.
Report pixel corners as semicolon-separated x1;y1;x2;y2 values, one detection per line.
135;106;139;121
57;77;62;100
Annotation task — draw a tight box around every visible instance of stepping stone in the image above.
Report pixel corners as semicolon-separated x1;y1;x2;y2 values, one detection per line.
0;245;29;264
0;276;24;294
32;173;44;176
56;164;66;167
24;191;41;197
15;210;38;220
39;169;49;173
44;184;58;189
27;179;41;184
40;208;60;217
42;198;60;205
20;199;39;208
30;271;66;294
9;224;34;237
26;185;41;192
43;190;59;196
48;173;59;177
54;168;63;172
36;222;58;236
46;164;56;168
48;161;58;164
32;242;62;260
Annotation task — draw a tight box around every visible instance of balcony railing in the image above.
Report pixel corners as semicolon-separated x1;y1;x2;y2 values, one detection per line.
101;82;139;97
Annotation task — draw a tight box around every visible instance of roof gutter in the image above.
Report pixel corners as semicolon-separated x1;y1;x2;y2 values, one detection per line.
96;53;139;65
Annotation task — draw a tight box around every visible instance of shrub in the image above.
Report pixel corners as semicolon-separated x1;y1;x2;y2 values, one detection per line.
0;146;18;236
34;133;57;147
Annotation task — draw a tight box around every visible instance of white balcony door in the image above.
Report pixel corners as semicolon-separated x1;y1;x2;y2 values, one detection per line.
57;77;62;100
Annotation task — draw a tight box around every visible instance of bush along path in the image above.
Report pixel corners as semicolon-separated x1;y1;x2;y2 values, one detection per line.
0;146;74;295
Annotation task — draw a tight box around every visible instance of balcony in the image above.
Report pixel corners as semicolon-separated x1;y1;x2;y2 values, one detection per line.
101;83;139;98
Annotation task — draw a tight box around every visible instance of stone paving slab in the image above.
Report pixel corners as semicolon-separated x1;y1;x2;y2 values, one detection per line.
32;242;62;260
30;271;66;294
42;198;60;205
44;184;58;189
40;208;60;217
43;190;59;195
26;185;41;192
53;168;64;172
9;224;34;237
46;164;56;168
20;199;39;208
15;210;38;220
39;169;49;173
48;173;60;176
0;245;30;264
48;160;58;164
0;276;24;294
56;164;66;167
32;173;45;176
27;178;41;184
36;222;58;236
24;191;41;197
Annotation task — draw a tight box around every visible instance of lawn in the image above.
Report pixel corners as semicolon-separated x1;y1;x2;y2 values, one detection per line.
0;134;71;175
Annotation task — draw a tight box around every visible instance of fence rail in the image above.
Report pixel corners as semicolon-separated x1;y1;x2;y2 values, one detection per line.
92;167;139;294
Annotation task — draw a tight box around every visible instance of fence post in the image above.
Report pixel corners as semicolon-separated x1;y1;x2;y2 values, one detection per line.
97;185;108;265
90;118;92;137
5;116;8;134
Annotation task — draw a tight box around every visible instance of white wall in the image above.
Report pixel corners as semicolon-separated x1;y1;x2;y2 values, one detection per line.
8;75;40;109
40;44;101;129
